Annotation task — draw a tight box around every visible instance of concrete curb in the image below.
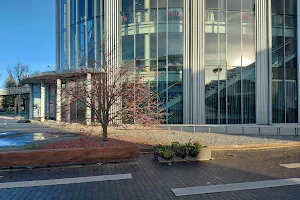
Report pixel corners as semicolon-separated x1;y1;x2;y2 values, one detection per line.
141;142;300;153
209;142;300;151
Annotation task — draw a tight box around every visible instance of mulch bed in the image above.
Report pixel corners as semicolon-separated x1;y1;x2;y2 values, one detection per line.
38;137;152;150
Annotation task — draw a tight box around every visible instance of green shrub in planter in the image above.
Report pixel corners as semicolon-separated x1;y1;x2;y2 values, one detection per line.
171;142;180;149
175;145;189;159
160;148;173;160
155;145;173;160
187;142;202;158
194;142;202;150
155;145;166;155
188;146;198;158
155;142;204;162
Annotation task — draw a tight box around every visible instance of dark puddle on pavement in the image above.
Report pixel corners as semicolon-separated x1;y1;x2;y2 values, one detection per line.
0;132;59;147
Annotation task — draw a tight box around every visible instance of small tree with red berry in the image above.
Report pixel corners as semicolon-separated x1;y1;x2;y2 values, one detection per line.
64;44;166;139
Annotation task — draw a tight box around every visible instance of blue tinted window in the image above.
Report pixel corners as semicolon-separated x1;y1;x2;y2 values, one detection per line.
70;0;76;25
122;0;133;11
60;0;66;30
79;0;85;21
88;0;94;19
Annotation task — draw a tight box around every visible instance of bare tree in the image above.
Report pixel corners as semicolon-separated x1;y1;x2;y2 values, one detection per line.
7;63;29;87
62;46;166;139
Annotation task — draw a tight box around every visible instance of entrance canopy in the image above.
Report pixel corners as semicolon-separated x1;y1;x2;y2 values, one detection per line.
22;68;103;84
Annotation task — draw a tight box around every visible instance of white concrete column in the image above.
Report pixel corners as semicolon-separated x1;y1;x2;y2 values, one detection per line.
40;81;46;122
105;0;121;125
86;73;92;125
29;84;33;119
144;33;150;71
256;0;271;125
145;0;150;18
183;0;191;124
18;94;22;116
66;81;71;123
183;0;205;124
47;85;51;119
105;0;120;65
14;96;18;115
56;79;62;122
94;92;99;123
0;96;3;109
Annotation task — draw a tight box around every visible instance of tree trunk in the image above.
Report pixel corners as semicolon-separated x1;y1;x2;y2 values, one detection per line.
102;124;108;140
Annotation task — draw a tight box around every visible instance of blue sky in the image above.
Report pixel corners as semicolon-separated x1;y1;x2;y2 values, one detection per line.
0;0;55;87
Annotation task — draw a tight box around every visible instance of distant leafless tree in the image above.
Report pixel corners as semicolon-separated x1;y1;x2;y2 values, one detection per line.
7;63;29;87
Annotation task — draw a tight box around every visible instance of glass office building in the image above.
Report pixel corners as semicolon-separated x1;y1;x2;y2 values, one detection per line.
52;0;299;125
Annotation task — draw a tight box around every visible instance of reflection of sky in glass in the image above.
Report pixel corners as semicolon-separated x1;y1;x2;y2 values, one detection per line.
0;132;18;136
0;133;49;147
205;0;256;124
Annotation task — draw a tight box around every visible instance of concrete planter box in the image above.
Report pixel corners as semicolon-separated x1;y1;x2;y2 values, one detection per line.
155;147;212;163
0;145;140;168
196;147;212;161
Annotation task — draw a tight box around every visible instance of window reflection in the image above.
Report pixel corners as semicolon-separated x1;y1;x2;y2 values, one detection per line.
205;0;256;124
121;0;183;124
70;25;76;68
272;0;298;123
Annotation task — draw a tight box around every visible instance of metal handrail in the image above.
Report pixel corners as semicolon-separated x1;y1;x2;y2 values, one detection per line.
158;82;180;95
272;38;293;53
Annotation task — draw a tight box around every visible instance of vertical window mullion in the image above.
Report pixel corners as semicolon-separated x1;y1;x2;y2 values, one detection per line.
226;0;228;124
217;0;221;124
156;0;159;109
166;0;169;124
283;0;287;123
241;0;244;124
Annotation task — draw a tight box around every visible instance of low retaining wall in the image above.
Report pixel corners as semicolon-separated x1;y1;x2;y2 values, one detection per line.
210;142;300;150
0;145;140;168
159;125;300;136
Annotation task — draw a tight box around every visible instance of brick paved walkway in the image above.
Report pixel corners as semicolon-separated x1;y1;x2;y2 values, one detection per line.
0;147;299;200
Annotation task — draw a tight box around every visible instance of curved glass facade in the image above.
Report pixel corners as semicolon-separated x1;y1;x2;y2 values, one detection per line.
57;0;104;69
121;0;184;124
56;0;299;125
